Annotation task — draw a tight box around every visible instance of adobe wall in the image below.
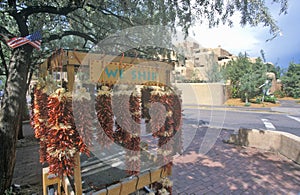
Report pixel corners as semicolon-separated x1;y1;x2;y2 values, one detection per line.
227;128;300;164
173;83;227;106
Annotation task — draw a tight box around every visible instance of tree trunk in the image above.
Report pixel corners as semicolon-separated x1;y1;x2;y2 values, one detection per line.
0;47;32;194
18;70;33;140
18;97;30;140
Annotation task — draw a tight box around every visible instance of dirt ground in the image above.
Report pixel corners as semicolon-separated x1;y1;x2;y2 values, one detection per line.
225;97;300;108
224;98;281;108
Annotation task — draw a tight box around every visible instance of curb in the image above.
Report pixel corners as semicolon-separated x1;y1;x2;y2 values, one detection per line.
226;128;300;165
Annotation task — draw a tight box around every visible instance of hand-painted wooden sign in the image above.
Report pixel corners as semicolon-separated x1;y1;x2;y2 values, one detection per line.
90;60;172;86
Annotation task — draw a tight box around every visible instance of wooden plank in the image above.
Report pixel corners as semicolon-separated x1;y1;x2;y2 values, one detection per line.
39;60;48;79
119;176;138;195
74;153;82;195
67;51;149;66
136;171;151;189
150;168;162;182
90;60;172;85
62;176;75;195
107;183;121;195
42;167;61;195
93;189;107;195
66;65;75;91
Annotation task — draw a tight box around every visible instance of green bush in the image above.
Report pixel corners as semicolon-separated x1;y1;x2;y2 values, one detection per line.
255;98;262;104
273;90;285;98
244;102;251;107
264;95;277;103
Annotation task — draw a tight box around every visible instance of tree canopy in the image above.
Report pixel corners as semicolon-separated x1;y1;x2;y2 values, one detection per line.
222;53;278;102
281;62;300;98
0;0;288;52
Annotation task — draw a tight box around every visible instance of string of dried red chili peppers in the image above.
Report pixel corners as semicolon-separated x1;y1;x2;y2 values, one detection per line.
113;85;141;175
31;84;49;163
127;88;141;175
95;85;114;148
46;88;88;177
150;87;174;165
73;88;94;149
168;89;182;155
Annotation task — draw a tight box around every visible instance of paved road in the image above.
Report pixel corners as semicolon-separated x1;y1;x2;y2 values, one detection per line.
182;100;300;137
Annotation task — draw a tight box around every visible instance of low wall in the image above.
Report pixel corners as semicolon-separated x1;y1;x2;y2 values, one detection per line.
173;83;226;106
227;128;300;164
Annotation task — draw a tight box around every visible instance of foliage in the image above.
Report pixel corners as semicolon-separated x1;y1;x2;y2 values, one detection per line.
264;95;277;103
273;90;285;98
0;75;5;90
244;102;251;107
281;63;300;98
4;187;13;195
206;62;223;83
223;53;268;103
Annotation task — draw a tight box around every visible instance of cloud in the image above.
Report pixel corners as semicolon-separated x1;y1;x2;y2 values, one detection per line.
190;0;300;68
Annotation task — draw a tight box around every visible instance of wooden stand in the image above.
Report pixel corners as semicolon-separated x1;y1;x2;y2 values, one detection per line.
39;50;176;195
42;153;172;194
42;167;61;195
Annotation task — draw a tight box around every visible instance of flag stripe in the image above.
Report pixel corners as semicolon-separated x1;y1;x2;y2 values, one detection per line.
6;31;42;50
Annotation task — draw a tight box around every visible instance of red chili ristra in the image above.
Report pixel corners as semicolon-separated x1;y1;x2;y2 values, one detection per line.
95;86;114;148
31;86;49;163
46;89;88;177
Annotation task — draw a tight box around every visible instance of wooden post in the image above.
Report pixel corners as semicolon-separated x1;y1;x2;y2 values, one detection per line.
42;167;61;195
67;65;75;92
74;152;82;195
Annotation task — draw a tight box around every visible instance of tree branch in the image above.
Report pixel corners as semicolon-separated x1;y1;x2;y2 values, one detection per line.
0;43;8;77
20;4;82;19
86;3;136;26
45;30;97;44
0;26;15;42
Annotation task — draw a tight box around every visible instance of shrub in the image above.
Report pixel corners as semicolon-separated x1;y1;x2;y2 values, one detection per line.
255;98;262;104
273;90;285;98
244;102;251;107
264;95;277;103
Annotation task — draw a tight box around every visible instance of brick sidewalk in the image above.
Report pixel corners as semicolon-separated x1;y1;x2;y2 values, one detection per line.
13;125;300;194
171;128;300;194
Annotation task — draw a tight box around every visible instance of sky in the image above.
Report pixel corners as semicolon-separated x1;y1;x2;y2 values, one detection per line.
190;0;300;69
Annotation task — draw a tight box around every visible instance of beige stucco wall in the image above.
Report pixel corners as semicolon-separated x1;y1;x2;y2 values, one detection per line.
227;128;300;164
173;83;226;105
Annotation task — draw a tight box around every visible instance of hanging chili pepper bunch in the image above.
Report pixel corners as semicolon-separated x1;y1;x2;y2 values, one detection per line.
113;85;140;175
150;86;174;165
166;88;182;155
113;85;131;145
126;87;141;175
95;85;114;148
31;82;49;164
73;87;94;149
166;87;183;155
46;88;88;177
141;86;153;133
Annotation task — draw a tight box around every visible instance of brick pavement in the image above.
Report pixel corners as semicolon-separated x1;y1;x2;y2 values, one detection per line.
12;124;300;194
171;127;300;195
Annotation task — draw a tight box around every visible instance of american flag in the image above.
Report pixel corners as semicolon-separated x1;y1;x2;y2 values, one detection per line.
6;31;42;50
